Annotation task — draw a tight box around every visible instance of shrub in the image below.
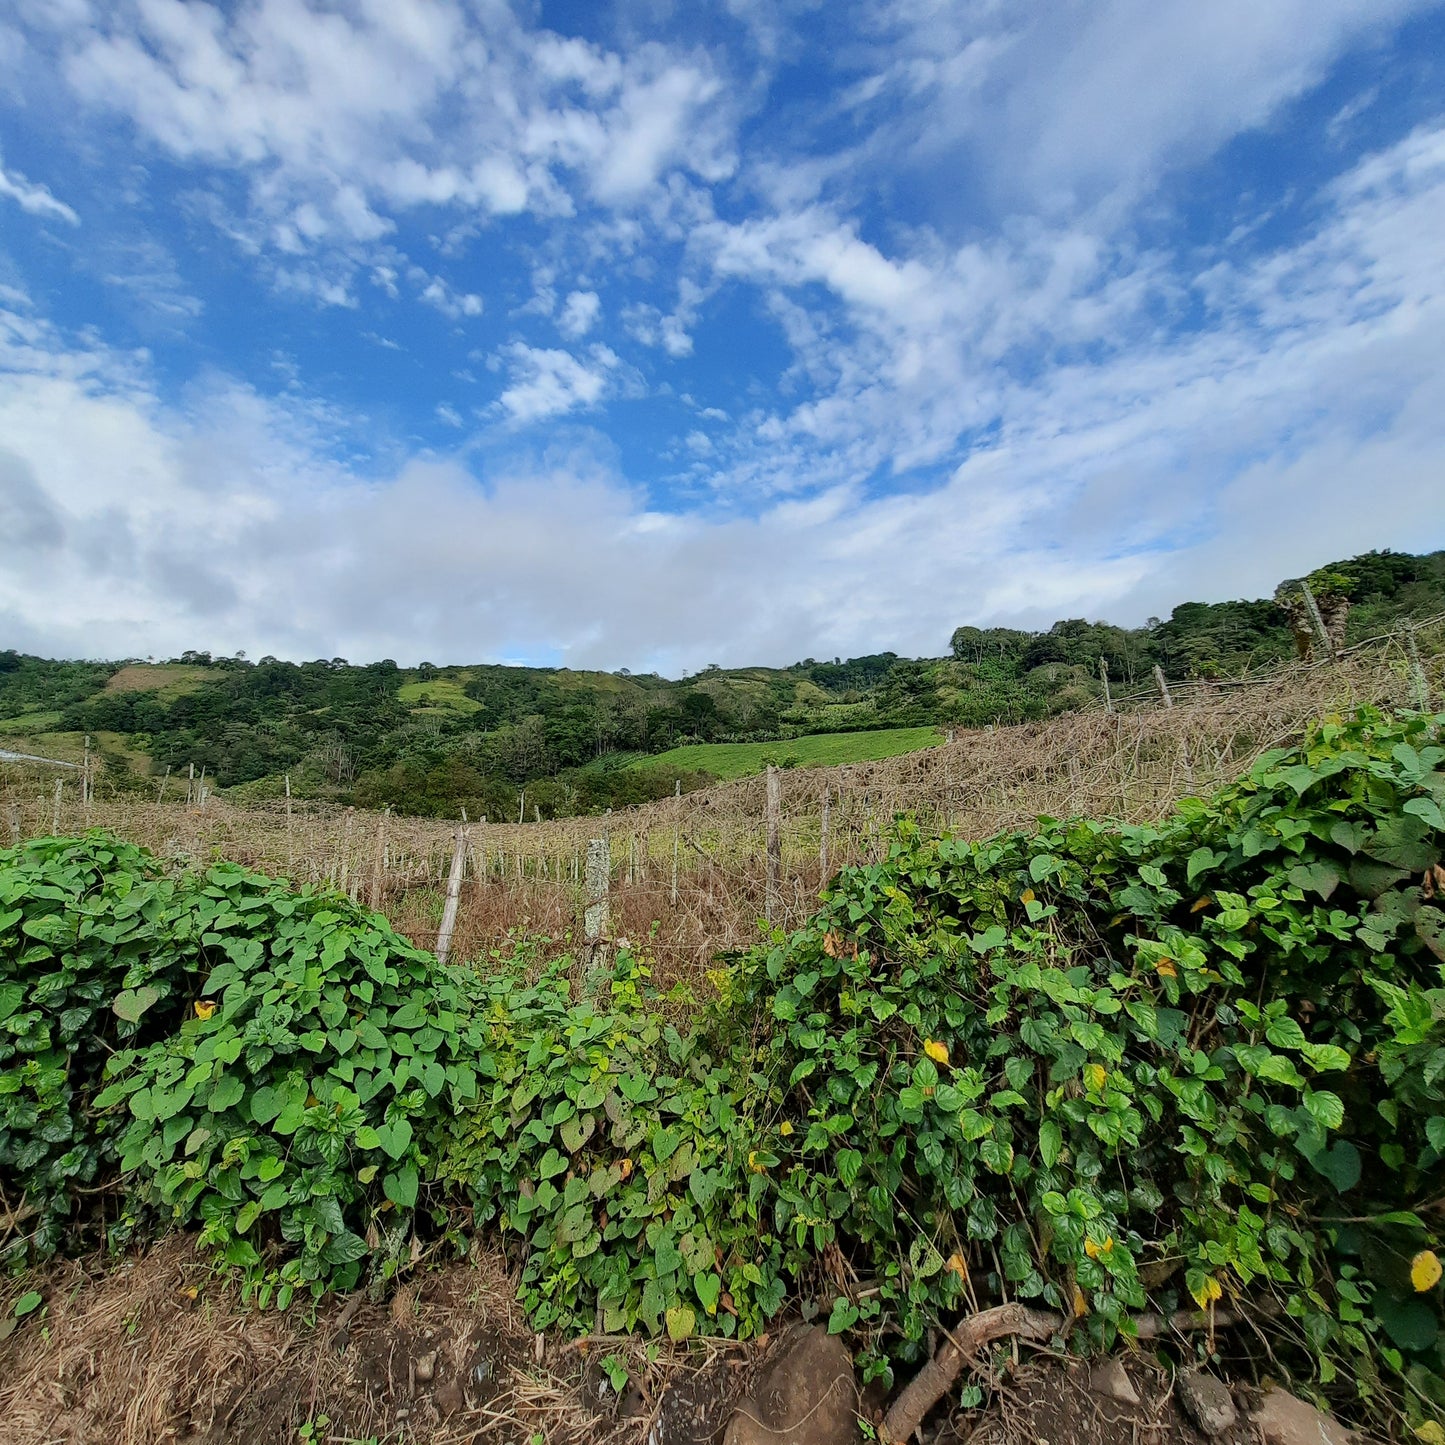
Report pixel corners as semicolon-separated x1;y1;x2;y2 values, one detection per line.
0;836;194;1266
729;706;1445;1425
96;863;474;1309
438;950;781;1339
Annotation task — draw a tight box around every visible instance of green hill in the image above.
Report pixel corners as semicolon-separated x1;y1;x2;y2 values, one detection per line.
1;548;1441;821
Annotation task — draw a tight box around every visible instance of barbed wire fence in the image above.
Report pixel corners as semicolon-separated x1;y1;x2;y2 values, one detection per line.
3;618;1441;982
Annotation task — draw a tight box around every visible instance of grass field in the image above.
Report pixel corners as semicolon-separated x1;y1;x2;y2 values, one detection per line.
630;726;943;781
103;663;212;698
397;678;482;713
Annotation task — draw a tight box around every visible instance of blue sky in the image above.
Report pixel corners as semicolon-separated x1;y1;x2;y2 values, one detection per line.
2;0;1444;671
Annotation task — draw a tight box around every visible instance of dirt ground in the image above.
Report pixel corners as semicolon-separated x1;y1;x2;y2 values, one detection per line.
0;1239;751;1445
0;1245;1345;1445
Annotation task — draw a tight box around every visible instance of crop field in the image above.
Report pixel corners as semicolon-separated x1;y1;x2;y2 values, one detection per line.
630;724;943;780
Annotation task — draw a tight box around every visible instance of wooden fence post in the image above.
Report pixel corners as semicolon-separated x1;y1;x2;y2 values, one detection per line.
369;805;389;908
765;765;782;925
435;826;468;965
584;834;611;971
156;765;170;804
670;779;681;907
1299;580;1335;661
52;778;63;834
187;762;195;806
1405;622;1431;710
1153;665;1174;709
6;801;19;845
819;786;831;880
1099;658;1113;713
284;773;294;871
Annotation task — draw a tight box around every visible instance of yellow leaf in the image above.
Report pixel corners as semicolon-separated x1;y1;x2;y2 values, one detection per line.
1155;959;1178;978
1190;1275;1223;1308
1021;889;1035;905
193;1000;216;1020
1085;1063;1107;1093
1190;896;1211;913
1084;1236;1114;1260
1411;1250;1442;1293
946;1253;968;1281
923;1039;950;1067
748;1151;767;1175
618;1158;633;1180
1414;1422;1445;1444
1072;1286;1088;1317
779;1121;793;1137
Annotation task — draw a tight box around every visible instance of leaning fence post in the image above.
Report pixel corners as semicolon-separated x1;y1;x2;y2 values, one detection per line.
1099;657;1113;713
1298;580;1335;661
435;825;467;965
765;765;782;925
1152;665;1174;709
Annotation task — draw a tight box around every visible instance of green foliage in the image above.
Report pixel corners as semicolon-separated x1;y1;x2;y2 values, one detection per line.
93;866;479;1309
439;951;784;1339
729;706;1445;1423
5;707;1445;1433
0;836;193;1266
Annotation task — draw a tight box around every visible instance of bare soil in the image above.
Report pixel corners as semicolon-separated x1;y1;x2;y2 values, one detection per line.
0;1248;1348;1445
0;1239;728;1445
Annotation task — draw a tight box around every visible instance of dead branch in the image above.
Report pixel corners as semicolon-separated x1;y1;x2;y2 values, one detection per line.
881;1304;1242;1443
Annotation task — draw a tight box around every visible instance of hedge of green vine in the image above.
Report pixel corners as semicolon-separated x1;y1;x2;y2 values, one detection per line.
2;706;1443;1433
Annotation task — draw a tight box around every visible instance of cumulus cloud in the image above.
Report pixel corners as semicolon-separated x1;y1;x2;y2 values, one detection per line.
16;0;739;269
419;277;484;321
557;289;601;339
496;342;618;424
2;117;1444;668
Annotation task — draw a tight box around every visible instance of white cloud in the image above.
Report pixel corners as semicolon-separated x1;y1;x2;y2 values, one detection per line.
847;0;1435;212
419;276;484;321
435;402;464;427
0;152;79;224
496;342;617;424
557;289;600;339
3;118;1444;670
20;0;739;271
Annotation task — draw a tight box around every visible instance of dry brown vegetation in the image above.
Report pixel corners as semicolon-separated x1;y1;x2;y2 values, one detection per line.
4;621;1440;984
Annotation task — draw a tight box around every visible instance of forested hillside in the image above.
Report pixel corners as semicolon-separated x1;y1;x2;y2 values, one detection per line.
2;548;1442;821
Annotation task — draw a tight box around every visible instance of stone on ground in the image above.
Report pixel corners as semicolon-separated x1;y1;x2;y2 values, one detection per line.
723;1325;859;1445
1177;1369;1238;1436
1084;1357;1141;1407
1251;1386;1354;1445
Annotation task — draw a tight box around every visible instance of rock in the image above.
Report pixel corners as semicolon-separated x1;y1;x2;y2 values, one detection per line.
414;1349;437;1384
434;1376;463;1416
1177;1370;1238;1437
724;1326;859;1445
1085;1358;1141;1407
1252;1387;1354;1445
